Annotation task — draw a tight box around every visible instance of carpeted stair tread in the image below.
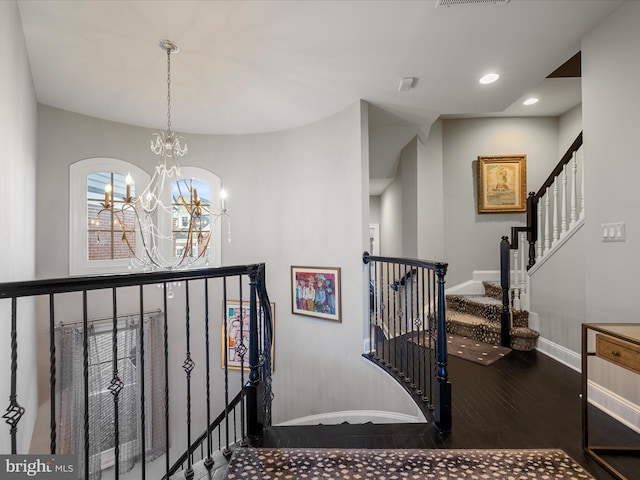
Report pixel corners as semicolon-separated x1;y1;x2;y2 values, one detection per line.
482;281;503;300
446;294;529;328
446;310;538;351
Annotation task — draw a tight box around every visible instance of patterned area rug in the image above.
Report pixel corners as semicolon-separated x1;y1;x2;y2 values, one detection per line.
445;334;511;366
408;333;511;366
226;447;595;479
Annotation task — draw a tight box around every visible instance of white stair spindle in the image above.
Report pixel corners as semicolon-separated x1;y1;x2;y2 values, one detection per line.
519;231;526;294
537;200;543;259
544;188;550;254
552;178;559;245
580;147;585;219
561;164;568;236
513;247;519;291
570;152;577;226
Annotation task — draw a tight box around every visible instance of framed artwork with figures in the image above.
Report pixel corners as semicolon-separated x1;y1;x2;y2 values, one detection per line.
291;266;341;322
477;154;527;214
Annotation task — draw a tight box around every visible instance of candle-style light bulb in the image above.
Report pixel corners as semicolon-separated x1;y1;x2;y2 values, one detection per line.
220;188;227;211
104;183;112;207
125;173;133;200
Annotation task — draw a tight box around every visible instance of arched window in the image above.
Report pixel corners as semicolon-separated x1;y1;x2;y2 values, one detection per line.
70;158;149;275
163;166;223;268
70;159;223;275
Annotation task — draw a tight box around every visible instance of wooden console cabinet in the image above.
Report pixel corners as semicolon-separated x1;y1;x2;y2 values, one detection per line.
582;323;640;480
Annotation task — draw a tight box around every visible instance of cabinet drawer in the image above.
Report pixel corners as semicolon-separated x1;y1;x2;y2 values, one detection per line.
596;334;640;374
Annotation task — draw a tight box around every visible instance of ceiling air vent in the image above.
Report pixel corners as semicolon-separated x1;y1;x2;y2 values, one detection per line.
436;0;510;7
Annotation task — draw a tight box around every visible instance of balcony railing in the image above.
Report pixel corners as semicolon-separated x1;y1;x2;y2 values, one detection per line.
363;253;451;432
0;264;273;480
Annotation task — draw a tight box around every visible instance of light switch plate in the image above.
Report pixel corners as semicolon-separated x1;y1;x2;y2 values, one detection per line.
602;222;625;242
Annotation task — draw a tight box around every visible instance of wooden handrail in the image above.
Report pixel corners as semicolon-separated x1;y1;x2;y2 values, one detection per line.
534;132;583;201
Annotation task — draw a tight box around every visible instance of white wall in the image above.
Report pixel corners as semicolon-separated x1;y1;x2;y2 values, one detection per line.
442;117;559;286
530;227;585;363
558;104;582;158
583;0;640;325
582;0;640;408
380;170;403;257
0;0;38;454
418;119;444;261
400;138;419;258
35;102;418;430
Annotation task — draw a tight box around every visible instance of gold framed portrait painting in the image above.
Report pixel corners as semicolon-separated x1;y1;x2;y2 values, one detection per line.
477;155;527;214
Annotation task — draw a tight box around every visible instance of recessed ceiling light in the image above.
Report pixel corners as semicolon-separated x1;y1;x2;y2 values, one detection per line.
523;97;539;106
479;73;499;84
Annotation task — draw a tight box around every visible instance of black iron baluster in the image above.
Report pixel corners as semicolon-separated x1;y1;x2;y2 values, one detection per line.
408;268;416;390
430;269;437;405
139;285;147;480
385;261;391;367
372;260;379;361
163;283;170;479
426;270;434;405
393;263;400;373
222;278;231;457
246;269;261;446
110;288;124;480
238;275;247;446
415;268;424;397
183;281;195;479
3;297;25;454
233;405;238;443
82;291;90;480
203;279;214;469
49;294;57;454
402;263;409;382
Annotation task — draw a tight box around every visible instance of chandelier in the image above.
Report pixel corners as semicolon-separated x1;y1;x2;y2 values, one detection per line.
100;40;229;270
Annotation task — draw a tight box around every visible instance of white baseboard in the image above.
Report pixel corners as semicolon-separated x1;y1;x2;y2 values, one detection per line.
537;335;640;435
588;380;640;435
536;335;581;372
275;410;425;427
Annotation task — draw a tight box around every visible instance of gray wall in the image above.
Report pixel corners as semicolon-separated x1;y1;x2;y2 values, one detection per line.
375;124;445;262
583;0;640;325
530;228;585;355
442;117;559;286
418;119;444;261
35;102;418;428
581;0;640;406
400;138;419;257
0;0;38;453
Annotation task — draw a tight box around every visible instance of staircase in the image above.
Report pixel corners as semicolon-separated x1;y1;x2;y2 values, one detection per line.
445;281;539;351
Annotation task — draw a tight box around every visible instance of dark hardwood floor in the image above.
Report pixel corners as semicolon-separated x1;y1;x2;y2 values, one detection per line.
264;350;640;479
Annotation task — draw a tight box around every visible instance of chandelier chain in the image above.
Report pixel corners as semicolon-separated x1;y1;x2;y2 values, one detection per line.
167;47;172;135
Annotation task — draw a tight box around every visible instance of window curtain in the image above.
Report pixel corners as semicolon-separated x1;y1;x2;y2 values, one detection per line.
56;312;166;480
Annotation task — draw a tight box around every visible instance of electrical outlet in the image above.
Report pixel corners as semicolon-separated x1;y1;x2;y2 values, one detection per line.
601;222;625;242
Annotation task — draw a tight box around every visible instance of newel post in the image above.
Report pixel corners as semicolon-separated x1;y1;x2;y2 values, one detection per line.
434;262;452;433
526;192;537;269
246;266;263;446
500;236;511;348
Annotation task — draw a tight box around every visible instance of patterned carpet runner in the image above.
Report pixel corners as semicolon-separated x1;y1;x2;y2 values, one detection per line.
226;447;595;479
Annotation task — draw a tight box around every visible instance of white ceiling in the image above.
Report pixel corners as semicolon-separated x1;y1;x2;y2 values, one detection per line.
17;0;622;133
16;0;622;192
